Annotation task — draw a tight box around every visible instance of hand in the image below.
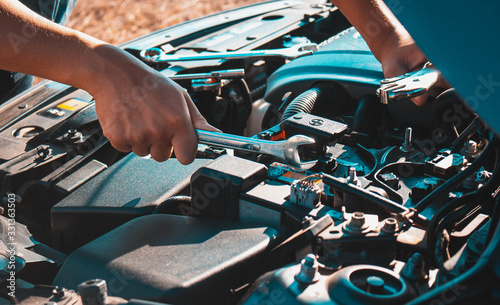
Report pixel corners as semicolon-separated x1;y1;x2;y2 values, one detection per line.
331;0;431;106
0;0;219;163
377;27;429;106
90;45;218;163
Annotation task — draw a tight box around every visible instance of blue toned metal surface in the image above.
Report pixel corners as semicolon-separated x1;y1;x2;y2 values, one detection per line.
265;27;384;103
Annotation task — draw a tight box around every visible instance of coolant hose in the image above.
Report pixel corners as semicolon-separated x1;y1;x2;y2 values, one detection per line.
280;86;332;122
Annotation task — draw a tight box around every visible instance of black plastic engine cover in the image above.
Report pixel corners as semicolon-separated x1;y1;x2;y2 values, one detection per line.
51;153;211;252
190;155;268;220
53;214;280;305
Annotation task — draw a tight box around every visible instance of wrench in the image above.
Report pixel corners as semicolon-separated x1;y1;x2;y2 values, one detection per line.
377;62;440;104
140;43;318;63
196;129;317;171
166;69;244;81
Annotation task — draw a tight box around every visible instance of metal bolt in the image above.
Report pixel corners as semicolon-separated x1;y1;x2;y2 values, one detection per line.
257;131;272;140
463;140;478;155
348;167;356;180
381;217;398;234
347;167;360;186
400;127;413;153
380;172;400;190
293;114;303;120
18;104;27;109
247;35;258;40
36;145;51;160
78;279;108;305
347;211;366;231
64;129;82;142
295;254;319;284
309;118;324;126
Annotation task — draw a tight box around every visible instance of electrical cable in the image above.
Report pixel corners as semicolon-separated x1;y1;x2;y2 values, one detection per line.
414;131;496;212
426;146;500;267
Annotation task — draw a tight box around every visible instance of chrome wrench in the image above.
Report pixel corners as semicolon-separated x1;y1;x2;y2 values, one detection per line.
140;43;318;63
196;129;317;171
166;69;244;81
377;62;440;104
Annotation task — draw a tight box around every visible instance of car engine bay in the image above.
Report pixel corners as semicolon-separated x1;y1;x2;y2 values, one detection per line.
0;1;499;304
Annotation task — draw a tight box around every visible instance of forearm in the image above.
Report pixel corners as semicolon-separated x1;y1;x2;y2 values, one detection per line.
332;0;406;62
332;0;429;105
0;0;218;163
0;0;135;94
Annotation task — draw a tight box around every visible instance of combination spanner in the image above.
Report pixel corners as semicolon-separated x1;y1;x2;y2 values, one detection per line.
166;69;244;81
140;43;318;63
377;62;440;104
196;129;317;171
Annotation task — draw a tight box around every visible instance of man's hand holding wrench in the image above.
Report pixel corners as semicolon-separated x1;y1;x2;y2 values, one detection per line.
377;62;441;104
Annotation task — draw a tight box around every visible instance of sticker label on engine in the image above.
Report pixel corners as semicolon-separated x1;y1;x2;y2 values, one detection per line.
56;99;88;111
38;98;89;119
268;162;314;184
39;108;67;118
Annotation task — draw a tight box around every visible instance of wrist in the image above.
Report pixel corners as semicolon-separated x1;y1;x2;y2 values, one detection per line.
77;43;152;97
75;43;122;95
369;24;397;62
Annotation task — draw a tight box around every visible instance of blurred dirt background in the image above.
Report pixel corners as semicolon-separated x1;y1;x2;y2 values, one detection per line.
66;0;264;45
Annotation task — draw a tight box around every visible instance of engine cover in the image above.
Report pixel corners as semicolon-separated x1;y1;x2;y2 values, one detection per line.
53;214;280;305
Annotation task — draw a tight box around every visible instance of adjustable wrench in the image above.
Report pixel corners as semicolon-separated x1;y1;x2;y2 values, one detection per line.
196;129;317;171
377;62;440;104
140;43;318;63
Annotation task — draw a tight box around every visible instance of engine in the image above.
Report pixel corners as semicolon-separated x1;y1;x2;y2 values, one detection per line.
0;1;498;304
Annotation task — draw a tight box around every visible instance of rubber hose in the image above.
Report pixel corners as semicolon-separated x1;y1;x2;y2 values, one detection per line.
234;78;253;134
426;146;500;265
153;195;191;215
353;95;381;132
280;86;328;122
